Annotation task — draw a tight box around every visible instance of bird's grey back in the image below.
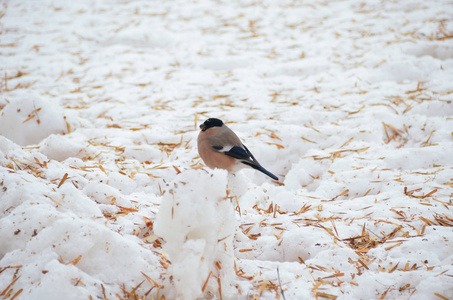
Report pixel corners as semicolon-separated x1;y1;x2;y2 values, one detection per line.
208;125;242;148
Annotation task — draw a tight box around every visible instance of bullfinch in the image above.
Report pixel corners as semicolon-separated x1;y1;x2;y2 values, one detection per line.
197;118;279;180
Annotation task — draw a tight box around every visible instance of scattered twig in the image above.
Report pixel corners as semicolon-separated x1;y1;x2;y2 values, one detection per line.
277;266;286;300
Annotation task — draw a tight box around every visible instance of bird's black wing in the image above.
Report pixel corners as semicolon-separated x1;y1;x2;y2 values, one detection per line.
212;145;251;161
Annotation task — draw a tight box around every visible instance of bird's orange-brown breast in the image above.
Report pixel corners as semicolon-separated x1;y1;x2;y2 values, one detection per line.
197;126;236;171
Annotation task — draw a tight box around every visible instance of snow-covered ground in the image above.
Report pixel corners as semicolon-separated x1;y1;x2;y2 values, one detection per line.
1;0;453;299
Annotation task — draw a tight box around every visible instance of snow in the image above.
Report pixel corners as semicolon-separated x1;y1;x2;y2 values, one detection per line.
0;93;69;146
154;169;235;299
1;0;453;299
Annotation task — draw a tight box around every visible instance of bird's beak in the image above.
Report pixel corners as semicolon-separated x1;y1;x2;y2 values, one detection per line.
200;123;206;131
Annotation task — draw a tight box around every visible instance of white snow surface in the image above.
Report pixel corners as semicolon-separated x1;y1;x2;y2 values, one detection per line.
1;0;453;299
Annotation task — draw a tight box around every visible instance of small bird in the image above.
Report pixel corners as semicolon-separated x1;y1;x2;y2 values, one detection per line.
197;118;278;180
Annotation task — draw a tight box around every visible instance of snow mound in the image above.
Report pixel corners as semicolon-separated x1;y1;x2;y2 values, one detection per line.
39;133;88;162
0;93;68;146
154;169;236;300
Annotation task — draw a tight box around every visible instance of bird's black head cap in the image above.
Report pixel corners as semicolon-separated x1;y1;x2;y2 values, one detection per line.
200;118;224;131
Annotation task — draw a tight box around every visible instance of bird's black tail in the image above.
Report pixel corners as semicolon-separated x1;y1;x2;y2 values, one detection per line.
242;160;278;180
256;166;279;181
241;145;279;180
